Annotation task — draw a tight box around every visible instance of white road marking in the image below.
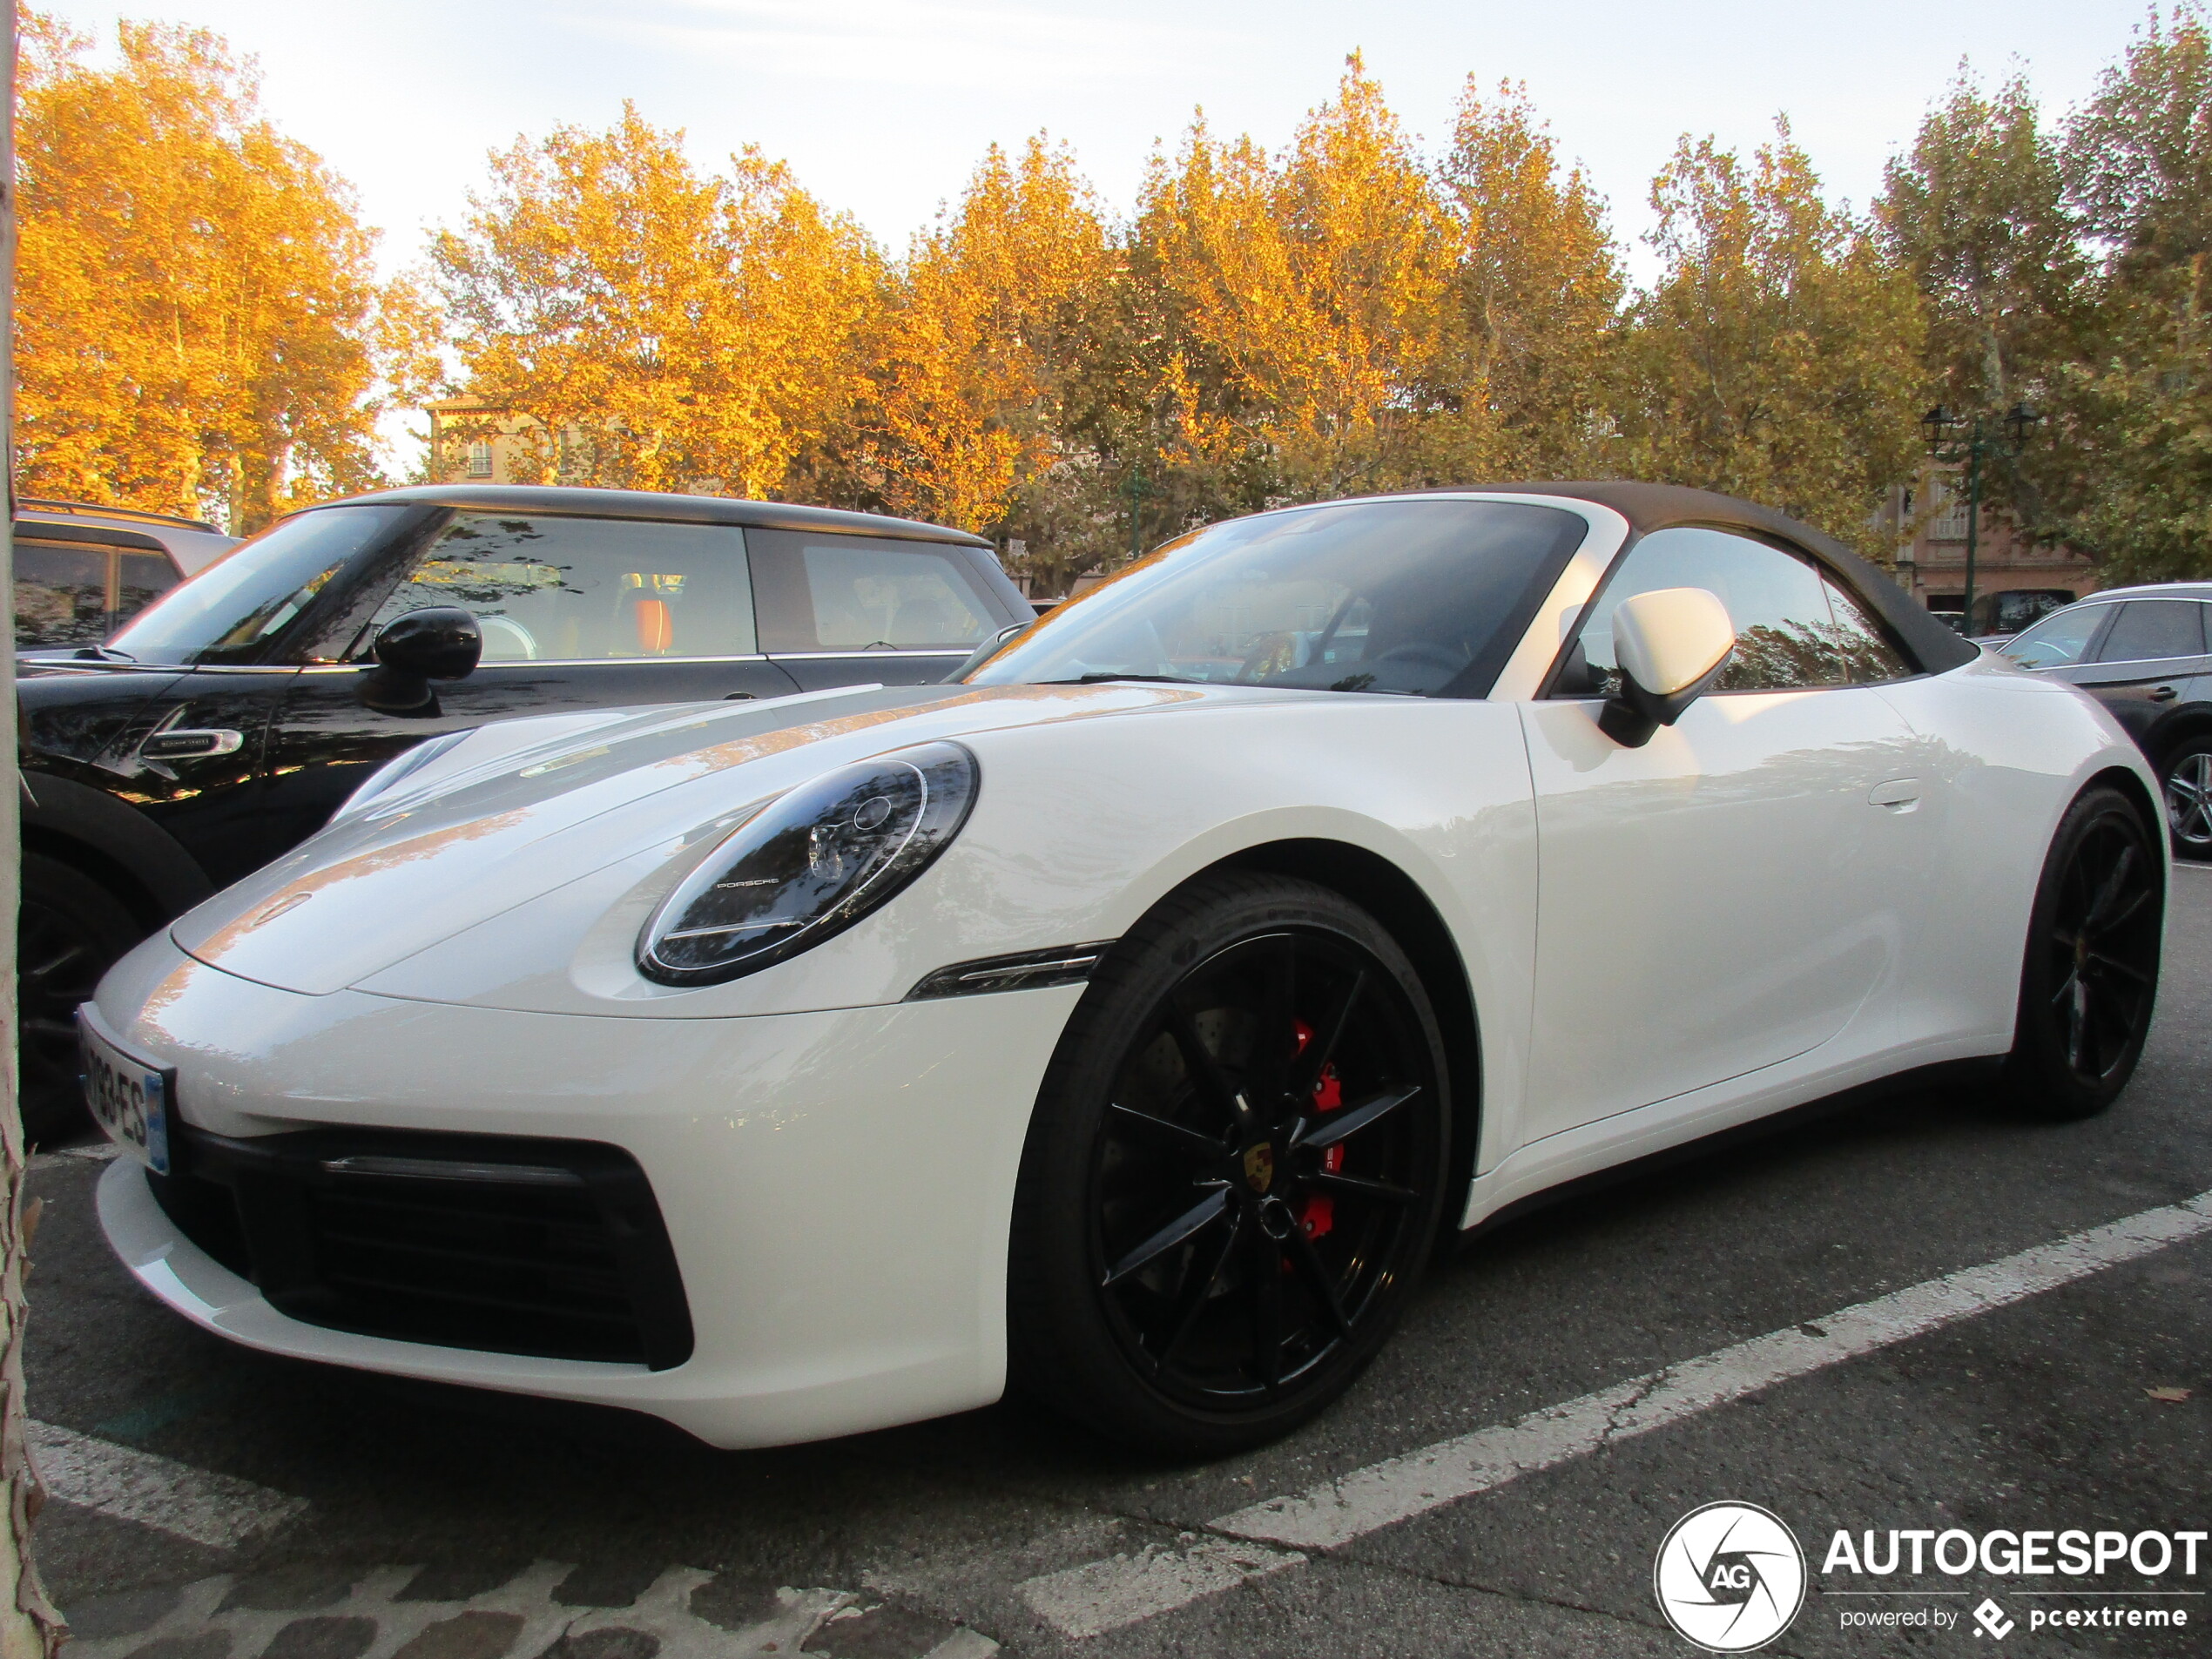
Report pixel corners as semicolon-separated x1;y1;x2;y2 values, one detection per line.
1016;1189;2212;1638
1018;1538;1304;1640
27;1420;307;1548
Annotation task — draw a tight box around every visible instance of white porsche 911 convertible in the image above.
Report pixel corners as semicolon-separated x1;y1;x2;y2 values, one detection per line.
83;484;2165;1454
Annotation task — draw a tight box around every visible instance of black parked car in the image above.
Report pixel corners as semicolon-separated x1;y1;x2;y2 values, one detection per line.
19;484;1029;1134
1998;582;2212;858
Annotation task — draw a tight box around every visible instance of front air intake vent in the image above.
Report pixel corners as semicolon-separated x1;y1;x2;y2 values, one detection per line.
147;1126;692;1369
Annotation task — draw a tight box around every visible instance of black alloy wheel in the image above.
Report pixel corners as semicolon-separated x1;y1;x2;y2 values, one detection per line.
1009;872;1449;1454
2159;738;2212;860
2001;786;2163;1121
19;853;146;1145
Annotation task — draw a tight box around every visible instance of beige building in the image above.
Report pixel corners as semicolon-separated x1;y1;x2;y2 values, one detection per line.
1885;464;2097;633
423;397;732;499
423;395;543;485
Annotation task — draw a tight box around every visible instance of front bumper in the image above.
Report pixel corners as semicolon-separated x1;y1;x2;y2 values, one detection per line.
94;934;1082;1448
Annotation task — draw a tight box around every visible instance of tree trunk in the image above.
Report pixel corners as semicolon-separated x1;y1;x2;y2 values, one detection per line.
0;6;71;1647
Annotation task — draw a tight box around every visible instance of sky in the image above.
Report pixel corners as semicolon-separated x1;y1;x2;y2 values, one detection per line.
33;0;2171;463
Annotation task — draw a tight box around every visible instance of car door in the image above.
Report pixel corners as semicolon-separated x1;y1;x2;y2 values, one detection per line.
270;511;799;846
2064;598;2212;749
1519;526;1932;1142
745;529;1022;690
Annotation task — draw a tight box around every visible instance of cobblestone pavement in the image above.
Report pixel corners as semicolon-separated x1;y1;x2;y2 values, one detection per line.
64;1561;994;1659
21;873;2212;1656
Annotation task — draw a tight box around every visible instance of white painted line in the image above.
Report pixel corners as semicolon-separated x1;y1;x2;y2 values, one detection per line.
1019;1538;1304;1640
921;1629;1003;1659
1218;1190;2212;1548
1018;1189;2212;1637
27;1420;307;1548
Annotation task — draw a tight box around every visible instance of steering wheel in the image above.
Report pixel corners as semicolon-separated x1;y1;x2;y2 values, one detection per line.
1235;631;1305;684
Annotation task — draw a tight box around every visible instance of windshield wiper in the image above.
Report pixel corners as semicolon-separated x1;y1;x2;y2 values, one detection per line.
1040;672;1207;686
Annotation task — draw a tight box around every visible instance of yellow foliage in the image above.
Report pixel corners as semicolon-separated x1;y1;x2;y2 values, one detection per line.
870;137;1114;533
1442;80;1624;474
432;105;882;500
1137;57;1468;500
13;12;425;531
1612;125;1927;550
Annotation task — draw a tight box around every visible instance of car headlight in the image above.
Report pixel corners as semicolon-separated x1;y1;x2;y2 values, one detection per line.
332;729;479;823
637;741;978;986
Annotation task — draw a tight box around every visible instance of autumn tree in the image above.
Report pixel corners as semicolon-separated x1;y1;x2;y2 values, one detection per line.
1440;80;1623;475
867;135;1116;589
13;13;426;532
433;105;882;500
1136;58;1471;516
2030;4;2212;580
1610;125;1925;550
1877;70;2085;467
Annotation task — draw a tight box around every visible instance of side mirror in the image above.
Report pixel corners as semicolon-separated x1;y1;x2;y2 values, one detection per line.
1597;587;1735;747
945;620;1030;683
364;607;482;715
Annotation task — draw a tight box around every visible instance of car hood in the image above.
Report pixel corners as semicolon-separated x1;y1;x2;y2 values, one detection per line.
168;678;1254;995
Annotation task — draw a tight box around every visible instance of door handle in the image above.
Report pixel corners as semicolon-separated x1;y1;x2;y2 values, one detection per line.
2149;685;2177;702
141;729;244;759
722;691;756;701
1868;778;1921;811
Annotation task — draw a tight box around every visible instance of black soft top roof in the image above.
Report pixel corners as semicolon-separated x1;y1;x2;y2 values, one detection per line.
1476;481;1979;676
312;484;994;550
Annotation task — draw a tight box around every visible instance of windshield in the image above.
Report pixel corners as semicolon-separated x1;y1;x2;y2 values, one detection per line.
1999;603;2111;671
106;504;413;665
963;499;1588;697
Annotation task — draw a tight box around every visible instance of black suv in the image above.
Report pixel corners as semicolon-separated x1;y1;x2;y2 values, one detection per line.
20;484;1029;1133
1998;582;2212;858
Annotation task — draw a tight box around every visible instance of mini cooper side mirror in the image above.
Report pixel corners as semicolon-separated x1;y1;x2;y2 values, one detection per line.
946;620;1031;683
364;607;483;716
1597;587;1736;748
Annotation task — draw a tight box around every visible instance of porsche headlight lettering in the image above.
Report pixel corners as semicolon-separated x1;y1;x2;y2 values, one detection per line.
637;741;977;986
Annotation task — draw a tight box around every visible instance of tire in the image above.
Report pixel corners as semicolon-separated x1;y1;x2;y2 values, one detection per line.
1999;786;2163;1122
18;853;147;1146
2158;736;2212;860
1008;871;1451;1455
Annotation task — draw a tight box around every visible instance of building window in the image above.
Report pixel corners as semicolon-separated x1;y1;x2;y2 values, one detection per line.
1925;472;1969;542
466;440;494;479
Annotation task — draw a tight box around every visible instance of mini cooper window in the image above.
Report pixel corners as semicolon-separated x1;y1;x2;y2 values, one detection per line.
745;532;1007;652
2093;599;2205;664
1571;526;1909;694
800;542;993;649
962;499;1588;696
108;503;409;665
365;514;758;662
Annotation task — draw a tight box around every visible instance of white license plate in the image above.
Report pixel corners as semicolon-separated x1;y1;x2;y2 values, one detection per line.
78;1009;172;1175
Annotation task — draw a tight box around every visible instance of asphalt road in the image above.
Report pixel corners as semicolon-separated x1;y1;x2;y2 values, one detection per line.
23;868;2212;1659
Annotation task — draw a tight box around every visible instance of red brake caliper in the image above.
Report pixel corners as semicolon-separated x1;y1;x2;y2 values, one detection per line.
1291;1018;1344;1240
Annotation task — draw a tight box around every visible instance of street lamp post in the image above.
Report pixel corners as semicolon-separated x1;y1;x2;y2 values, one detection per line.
1920;402;2044;632
1122;464;1153;564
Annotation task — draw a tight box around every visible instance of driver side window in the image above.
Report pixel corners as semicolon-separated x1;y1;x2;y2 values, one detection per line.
1566;527;1910;695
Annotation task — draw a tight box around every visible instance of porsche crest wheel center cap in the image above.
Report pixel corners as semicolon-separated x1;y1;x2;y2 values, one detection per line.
1242;1142;1276;1195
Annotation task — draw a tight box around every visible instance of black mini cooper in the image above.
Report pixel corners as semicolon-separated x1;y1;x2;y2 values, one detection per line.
1996;582;2212;860
19;484;1030;1134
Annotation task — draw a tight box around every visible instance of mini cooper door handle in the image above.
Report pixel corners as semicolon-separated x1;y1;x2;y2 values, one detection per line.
140;728;244;759
1868;778;1921;811
2149;685;2178;702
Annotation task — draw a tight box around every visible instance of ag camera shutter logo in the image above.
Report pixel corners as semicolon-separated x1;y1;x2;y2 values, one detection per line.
1654;1501;1808;1651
